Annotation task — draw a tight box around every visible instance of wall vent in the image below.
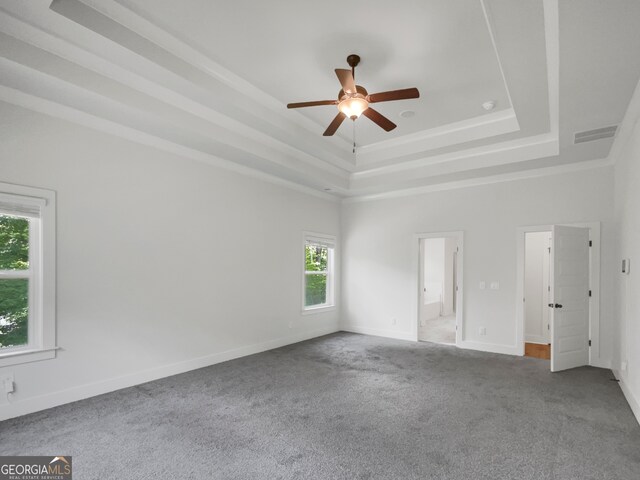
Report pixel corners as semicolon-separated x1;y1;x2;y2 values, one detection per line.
574;125;618;144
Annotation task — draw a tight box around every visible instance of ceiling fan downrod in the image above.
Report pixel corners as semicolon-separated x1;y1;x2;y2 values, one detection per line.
347;54;360;81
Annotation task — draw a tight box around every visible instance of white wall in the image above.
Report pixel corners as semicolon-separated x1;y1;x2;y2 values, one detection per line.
341;167;615;363
524;231;551;344
422;237;456;315
423;237;445;304
0;97;628;421
443;237;456;315
0;103;340;420
612;84;640;422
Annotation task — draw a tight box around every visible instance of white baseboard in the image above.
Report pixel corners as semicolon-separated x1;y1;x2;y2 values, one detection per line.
341;325;416;342
342;325;521;355
4;324;617;423
613;370;640;426
0;326;339;421
590;358;612;369
343;327;615;370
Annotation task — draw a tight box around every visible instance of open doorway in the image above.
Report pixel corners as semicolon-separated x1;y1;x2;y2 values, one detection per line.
524;231;552;360
517;223;599;372
418;236;459;345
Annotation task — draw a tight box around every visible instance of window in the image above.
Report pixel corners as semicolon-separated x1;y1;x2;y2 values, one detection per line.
0;183;56;366
303;233;335;312
0;214;30;350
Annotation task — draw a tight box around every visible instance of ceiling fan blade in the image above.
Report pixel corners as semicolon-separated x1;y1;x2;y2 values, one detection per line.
362;107;397;132
368;88;420;103
335;69;357;94
287;100;338;109
323;112;347;136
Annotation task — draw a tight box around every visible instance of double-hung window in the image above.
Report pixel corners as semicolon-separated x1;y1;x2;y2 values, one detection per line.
0;183;56;366
303;233;335;312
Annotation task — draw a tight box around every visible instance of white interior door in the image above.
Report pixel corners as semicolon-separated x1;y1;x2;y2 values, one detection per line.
550;225;590;372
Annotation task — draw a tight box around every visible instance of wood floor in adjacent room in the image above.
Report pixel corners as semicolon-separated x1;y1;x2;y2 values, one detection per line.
1;333;638;480
525;342;551;360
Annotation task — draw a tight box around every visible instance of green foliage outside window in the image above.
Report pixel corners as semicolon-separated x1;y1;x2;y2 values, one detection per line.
0;215;29;348
305;244;329;307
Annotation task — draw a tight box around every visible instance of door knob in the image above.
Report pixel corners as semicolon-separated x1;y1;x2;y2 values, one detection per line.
554;303;563;308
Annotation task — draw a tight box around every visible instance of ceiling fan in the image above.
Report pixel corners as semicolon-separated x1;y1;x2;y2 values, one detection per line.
287;54;420;136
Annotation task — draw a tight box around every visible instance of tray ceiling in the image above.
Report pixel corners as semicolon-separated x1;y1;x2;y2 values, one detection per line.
0;0;638;198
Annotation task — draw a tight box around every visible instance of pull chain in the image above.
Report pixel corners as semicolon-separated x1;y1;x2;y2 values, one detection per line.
352;119;357;157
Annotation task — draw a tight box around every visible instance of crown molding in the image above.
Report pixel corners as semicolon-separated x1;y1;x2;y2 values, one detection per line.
0;5;356;173
52;0;355;153
343;157;612;204
47;0;547;180
0;0;572;199
351;133;558;183
0;53;349;187
355;108;520;167
0;84;342;202
352;0;520;168
349;0;560;192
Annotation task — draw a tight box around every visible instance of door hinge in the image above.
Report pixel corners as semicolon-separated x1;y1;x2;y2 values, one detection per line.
589;290;592;297
589;240;593;247
589;340;592;347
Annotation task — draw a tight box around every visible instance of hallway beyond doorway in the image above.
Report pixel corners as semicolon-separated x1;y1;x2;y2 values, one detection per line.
418;314;456;345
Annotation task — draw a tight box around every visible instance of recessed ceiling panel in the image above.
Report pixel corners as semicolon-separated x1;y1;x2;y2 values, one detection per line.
115;0;511;145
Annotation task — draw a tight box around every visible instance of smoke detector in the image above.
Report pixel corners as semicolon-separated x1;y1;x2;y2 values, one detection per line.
482;100;496;111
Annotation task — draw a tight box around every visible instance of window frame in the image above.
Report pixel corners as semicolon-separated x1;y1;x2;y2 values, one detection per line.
0;183;56;367
302;232;336;314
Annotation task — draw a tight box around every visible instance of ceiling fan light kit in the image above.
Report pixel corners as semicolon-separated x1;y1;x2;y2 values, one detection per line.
338;95;369;119
287;54;419;136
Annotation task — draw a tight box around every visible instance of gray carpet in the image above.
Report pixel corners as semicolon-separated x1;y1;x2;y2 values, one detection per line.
1;332;639;479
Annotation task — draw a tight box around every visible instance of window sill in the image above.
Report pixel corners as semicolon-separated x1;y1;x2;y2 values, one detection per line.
0;347;58;367
301;305;336;315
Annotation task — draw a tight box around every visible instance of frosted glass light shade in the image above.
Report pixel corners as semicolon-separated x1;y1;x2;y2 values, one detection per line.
338;96;368;119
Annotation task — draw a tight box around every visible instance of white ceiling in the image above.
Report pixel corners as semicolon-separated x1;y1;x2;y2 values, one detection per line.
114;0;512;145
0;0;638;198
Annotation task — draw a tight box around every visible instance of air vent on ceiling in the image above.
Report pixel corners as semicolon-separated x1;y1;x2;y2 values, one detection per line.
574;125;618;144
